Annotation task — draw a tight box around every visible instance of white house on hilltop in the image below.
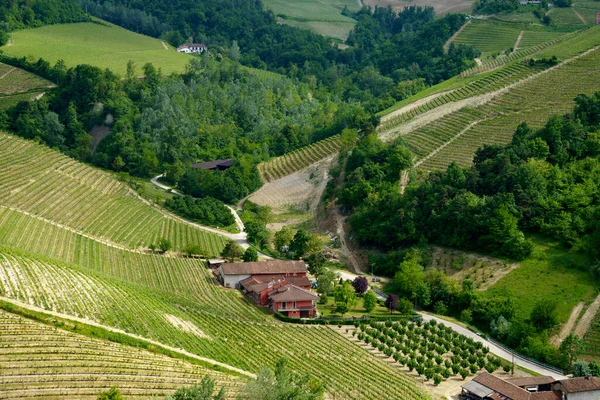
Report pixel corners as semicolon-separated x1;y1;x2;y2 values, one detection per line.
177;43;207;54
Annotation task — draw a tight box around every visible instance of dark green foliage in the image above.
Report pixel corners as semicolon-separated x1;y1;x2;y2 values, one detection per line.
363;290;377;313
242;247;258;262
165;376;225;400
157;238;172;253
164;195;234;227
97;387;125;400
242;357;324;399
473;0;519;14
529;300;558;331
221;240;244;263
1;0;86;30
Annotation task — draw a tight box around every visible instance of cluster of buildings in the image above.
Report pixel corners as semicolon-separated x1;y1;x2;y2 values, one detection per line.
176;43;207;54
211;259;318;318
462;372;600;400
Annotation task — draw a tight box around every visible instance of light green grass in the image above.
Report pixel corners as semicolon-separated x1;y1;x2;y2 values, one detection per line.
548;7;587;25
319;294;392;317
2;22;192;76
484;237;597;323
453;20;521;53
573;1;600;25
281;19;356;41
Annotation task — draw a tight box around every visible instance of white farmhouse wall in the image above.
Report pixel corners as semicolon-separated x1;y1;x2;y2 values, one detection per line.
566;391;600;400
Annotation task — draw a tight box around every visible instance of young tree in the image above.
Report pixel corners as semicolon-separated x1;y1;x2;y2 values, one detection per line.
305;252;326;275
363;290;377;313
112;155;125;172
316;269;336;295
274;226;294;252
396;298;413;315
530;300;558;331
242;357;324;400
334;281;358;311
560;334;585;370
385;294;399;314
573;361;591;377
97;387;125;400
335;302;349;316
243;247;259;262
182;243;203;257
221;240;244;262
157;238;172;253
165;376;225;400
352;276;369;294
289;229;310;258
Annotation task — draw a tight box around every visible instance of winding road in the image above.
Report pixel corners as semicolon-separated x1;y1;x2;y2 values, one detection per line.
150;175;269;255
334;269;568;379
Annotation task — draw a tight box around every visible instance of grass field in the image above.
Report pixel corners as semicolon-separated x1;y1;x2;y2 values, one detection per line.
484;237;597;323
453;20;521;54
548;7;588;25
264;0;358;41
573;1;600;25
1;22;191;76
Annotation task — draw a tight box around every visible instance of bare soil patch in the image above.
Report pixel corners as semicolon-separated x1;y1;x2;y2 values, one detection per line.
164;314;210;339
551;302;584;346
427;247;518;290
574;294;600;338
90;125;111;154
250;154;335;213
364;0;472;15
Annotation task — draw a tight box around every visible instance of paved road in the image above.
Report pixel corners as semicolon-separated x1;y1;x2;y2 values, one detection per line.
334;269;568;379
150;175;273;257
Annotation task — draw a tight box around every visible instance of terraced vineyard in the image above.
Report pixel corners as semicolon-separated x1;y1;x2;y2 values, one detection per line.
0;310;245;399
583;311;600;360
379;61;547;133
0;133;227;255
0;245;427;399
411;44;600;171
258;135;343;182
453;20;520;54
0;62;54;110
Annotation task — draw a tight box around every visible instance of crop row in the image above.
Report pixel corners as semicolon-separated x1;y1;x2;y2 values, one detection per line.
0;133;227;255
379;62;538;133
459;31;575;77
0;65;54;95
453;21;521;53
416;46;600;171
0;310;245;399
258;135;342;182
0;246;427;399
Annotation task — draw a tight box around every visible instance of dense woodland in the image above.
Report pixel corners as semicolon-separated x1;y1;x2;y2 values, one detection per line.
343;94;600;265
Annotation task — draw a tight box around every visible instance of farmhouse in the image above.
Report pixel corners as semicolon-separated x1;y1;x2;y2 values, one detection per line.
240;274;311;306
176;43;207;53
192;159;234;171
461;373;600;400
216;260;307;288
268;284;319;318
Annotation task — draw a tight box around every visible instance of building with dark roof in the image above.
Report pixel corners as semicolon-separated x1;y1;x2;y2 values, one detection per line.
461;372;560;400
268;284;319;318
191;159;234;171
217;260;307;288
553;376;600;399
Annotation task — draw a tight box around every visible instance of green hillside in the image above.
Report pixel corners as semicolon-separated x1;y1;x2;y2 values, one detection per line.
264;0;358;41
1;22;191;76
0;132;428;400
0;62;53;110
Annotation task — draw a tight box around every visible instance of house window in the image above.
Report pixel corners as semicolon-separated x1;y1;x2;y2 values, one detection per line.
293;301;296;309
282;302;286;309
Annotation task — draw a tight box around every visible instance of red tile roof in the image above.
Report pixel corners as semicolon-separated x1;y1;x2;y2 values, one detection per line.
474;373;531;400
506;376;556;387
559;376;600;393
221;261;307;276
268;285;319;302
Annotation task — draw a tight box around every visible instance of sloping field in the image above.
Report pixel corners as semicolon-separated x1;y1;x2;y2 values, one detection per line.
0;62;54;110
258;135;343;182
378;26;600;171
453;20;521;54
0;245;427;399
0;310;244;399
0;133;228;255
1;23;191;76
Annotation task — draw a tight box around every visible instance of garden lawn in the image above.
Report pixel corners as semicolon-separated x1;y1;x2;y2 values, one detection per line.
319;294;394;318
483;236;597;323
2;22;191;76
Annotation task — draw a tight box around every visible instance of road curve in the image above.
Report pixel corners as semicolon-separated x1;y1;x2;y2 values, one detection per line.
334;269;568;379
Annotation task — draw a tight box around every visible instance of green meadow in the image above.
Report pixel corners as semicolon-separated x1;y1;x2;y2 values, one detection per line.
2;22;192;76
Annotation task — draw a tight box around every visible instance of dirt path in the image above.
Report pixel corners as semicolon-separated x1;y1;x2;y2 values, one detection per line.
0;67;16;80
380;91;450;124
573;9;587;24
514;31;524;51
574;294;600;338
475;58;483;66
334;208;361;274
0;295;257;378
414;121;479;167
160;41;169;50
378;44;600;143
444;20;471;53
550;302;584;346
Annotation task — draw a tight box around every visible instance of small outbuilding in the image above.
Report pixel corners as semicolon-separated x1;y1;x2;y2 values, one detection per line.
177;43;207;53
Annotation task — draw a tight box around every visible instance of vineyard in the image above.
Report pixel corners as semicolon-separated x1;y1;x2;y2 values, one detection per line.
0;244;429;399
347;319;506;384
452;20;521;54
0;133;228;255
258;135;343;182
0;310;245;399
377;26;600;172
0;63;53;110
